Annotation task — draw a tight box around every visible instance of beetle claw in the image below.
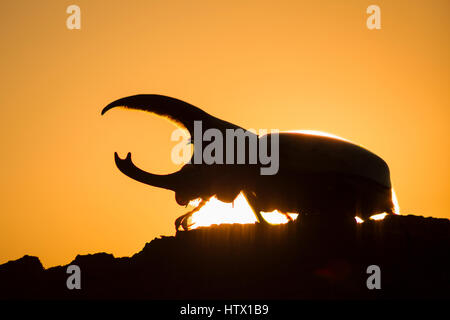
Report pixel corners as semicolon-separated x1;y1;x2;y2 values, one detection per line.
175;199;208;232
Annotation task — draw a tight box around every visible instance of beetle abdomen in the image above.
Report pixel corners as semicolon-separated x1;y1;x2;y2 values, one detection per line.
252;133;394;218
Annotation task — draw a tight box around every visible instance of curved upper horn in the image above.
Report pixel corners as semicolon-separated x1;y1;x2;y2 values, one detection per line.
114;152;182;191
102;94;254;194
101;94;243;135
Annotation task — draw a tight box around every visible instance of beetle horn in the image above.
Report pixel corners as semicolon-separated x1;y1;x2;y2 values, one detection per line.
101;94;243;135
114;152;183;191
102;94;251;193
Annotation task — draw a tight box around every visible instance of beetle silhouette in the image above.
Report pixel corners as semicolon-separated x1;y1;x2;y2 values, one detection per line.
102;94;396;231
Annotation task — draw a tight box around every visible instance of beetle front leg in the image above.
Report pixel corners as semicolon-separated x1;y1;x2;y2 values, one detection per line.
175;199;208;232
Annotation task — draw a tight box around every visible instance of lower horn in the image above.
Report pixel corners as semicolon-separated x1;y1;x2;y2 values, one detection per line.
114;152;182;191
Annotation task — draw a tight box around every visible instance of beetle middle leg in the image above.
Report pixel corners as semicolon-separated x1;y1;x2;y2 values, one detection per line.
283;212;294;222
243;191;270;226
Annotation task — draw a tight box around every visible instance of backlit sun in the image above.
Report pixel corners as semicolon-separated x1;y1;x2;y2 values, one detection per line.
186;188;399;229
188;193;299;229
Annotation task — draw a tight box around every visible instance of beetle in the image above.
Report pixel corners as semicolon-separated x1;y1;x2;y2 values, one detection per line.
102;94;396;231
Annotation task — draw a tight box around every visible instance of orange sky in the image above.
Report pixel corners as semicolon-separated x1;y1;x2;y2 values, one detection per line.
1;0;449;268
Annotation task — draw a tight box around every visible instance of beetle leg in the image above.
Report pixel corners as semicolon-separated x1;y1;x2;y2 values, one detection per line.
242;191;269;226
283;212;294;222
175;199;208;231
174;212;192;232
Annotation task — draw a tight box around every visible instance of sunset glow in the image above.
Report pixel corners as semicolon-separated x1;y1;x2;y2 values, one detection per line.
392;188;401;215
283;130;350;142
370;213;388;221
189;193;258;228
355;216;364;224
187;189;395;229
2;1;446;269
188;193;301;229
261;211;299;224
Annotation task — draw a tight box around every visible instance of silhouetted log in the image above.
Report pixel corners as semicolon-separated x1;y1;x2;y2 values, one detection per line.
0;214;449;299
